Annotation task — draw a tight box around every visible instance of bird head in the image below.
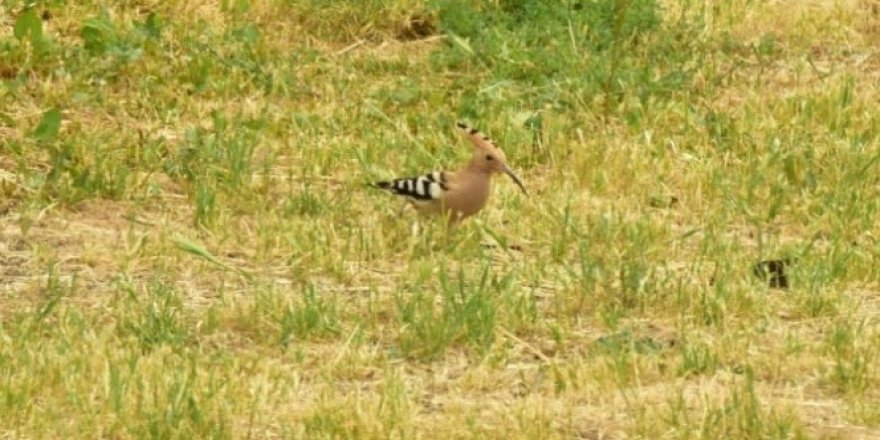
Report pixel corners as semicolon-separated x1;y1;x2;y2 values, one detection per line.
457;122;528;195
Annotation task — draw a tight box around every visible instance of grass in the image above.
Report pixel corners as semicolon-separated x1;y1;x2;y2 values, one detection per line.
2;0;880;437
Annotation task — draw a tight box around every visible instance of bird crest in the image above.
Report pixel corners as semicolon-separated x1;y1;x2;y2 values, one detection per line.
456;121;498;151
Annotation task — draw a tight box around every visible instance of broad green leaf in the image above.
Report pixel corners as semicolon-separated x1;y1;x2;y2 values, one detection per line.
32;107;62;142
142;13;163;39
14;9;43;47
81;14;117;55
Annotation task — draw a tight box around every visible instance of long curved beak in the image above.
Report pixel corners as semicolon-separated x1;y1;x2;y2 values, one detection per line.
502;165;528;196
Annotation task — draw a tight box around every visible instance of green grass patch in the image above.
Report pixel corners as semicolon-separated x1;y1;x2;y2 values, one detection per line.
2;0;880;437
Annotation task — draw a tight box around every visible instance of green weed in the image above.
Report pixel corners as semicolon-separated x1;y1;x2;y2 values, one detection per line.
2;0;880;437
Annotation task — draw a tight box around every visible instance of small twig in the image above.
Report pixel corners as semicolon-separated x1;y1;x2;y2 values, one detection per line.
567;18;578;52
807;56;830;81
329;324;361;368
403;34;446;45
122;213;156;227
35;202;58;223
499;327;551;363
334;39;366;56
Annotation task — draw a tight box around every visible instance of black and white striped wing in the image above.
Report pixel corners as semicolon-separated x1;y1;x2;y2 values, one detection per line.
373;171;449;201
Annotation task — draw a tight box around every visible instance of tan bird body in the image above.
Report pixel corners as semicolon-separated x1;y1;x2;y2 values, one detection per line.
372;122;527;223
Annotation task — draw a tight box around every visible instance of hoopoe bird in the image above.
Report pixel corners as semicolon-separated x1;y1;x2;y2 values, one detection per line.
371;122;527;224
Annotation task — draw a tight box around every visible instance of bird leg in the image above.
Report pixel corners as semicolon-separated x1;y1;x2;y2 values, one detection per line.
397;200;410;217
410;219;420;237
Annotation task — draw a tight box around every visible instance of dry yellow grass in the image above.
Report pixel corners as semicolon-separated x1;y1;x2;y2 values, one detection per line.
2;0;880;438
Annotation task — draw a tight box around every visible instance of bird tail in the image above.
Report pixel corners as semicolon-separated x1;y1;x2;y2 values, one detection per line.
368;181;393;190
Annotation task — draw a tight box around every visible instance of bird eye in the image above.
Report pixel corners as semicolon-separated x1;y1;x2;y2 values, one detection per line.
485;154;494;161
